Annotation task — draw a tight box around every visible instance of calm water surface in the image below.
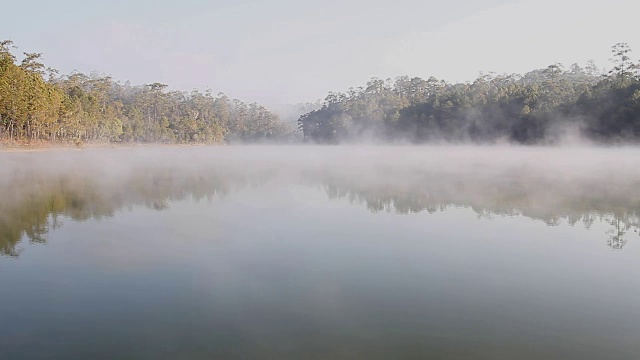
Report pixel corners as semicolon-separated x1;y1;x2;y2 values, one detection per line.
1;146;640;360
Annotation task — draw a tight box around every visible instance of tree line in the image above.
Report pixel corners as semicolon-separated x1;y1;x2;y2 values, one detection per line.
299;43;640;144
4;40;640;145
0;40;293;144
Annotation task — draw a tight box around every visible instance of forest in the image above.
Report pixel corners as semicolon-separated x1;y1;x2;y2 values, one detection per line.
299;43;640;144
3;40;640;145
0;40;294;144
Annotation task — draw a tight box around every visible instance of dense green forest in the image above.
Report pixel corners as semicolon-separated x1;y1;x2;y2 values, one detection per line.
299;43;640;144
0;40;293;144
3;40;640;145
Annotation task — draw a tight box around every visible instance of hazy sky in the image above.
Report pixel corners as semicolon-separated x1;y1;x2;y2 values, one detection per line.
2;0;639;106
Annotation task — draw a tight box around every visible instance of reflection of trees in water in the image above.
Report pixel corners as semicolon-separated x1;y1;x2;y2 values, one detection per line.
0;168;250;257
2;163;639;257
316;169;640;250
606;217;638;250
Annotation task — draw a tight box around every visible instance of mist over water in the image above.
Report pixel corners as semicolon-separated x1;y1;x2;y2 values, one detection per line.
2;145;640;359
3;145;639;236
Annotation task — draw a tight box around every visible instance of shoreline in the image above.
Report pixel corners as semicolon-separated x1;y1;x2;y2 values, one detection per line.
2;141;640;153
0;142;226;152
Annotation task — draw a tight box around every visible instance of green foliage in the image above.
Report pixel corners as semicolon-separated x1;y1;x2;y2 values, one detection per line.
299;44;640;144
4;39;640;145
0;40;292;144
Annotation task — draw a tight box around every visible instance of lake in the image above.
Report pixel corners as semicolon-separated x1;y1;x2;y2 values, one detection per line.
1;146;640;360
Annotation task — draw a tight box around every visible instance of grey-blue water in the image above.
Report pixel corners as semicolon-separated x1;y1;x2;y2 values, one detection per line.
1;146;639;359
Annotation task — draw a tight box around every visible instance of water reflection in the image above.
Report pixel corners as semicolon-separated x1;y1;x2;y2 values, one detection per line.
311;167;640;250
0;167;248;257
1;150;639;257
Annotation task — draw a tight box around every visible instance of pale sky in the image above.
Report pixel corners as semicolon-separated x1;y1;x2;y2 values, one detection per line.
2;0;638;106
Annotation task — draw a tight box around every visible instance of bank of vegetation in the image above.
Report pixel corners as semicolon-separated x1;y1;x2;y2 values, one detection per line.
4;40;640;146
0;40;293;145
299;43;640;144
